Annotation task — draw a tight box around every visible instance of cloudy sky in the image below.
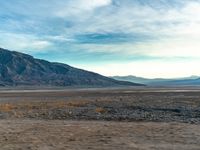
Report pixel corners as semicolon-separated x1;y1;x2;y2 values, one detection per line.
0;0;200;78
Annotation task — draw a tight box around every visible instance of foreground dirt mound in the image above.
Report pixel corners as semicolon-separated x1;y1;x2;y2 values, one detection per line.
0;120;200;150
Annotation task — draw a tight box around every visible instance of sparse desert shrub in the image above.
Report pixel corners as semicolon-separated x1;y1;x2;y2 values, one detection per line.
67;101;87;107
51;102;66;109
95;107;107;114
0;103;15;112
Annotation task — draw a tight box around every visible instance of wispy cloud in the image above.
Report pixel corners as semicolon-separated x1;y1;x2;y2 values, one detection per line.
0;0;200;77
0;31;52;52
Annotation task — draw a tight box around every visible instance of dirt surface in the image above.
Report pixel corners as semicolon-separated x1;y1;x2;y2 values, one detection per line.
0;120;200;150
0;87;200;149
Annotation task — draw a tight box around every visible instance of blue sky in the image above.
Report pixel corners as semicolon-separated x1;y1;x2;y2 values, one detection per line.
1;0;200;78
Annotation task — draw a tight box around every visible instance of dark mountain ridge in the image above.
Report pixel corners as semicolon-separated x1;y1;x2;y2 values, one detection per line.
0;48;142;87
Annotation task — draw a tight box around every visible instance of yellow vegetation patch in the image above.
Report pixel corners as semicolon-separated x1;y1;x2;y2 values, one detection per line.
67;101;87;107
0;100;88;113
0;104;15;112
95;107;107;114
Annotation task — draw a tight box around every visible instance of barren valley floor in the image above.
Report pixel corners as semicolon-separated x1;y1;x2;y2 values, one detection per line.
0;87;200;150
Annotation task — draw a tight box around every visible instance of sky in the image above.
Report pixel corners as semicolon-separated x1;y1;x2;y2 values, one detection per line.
0;0;200;78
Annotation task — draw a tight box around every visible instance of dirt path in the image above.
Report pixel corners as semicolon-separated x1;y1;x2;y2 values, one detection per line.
0;120;200;150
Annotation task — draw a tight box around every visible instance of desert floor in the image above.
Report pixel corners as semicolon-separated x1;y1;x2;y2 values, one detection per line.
0;87;200;150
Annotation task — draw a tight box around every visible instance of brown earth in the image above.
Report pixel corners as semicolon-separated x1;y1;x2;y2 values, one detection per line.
0;87;200;149
0;120;200;150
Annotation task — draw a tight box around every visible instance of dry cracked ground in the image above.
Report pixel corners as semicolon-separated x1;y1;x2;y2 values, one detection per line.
0;87;200;150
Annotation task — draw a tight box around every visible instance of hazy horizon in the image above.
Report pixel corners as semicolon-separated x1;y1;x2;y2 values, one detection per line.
1;0;200;78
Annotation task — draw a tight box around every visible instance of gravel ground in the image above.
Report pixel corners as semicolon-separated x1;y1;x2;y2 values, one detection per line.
0;88;200;149
0;88;200;123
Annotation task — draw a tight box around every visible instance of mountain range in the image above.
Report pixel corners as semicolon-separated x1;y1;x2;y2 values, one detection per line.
111;75;200;86
0;48;142;87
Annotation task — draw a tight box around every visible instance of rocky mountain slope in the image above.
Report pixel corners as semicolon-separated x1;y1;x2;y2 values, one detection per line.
0;48;143;87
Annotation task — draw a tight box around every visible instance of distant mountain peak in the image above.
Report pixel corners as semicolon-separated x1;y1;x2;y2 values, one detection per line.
111;75;200;86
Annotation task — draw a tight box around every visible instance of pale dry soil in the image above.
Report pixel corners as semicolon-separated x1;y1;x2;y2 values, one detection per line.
0;120;200;150
0;88;200;150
